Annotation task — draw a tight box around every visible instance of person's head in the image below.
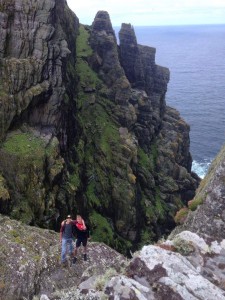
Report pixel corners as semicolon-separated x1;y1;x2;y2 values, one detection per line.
66;215;72;222
76;215;82;223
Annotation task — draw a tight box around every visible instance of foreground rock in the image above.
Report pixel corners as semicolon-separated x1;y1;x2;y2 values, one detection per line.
2;214;225;300
0;214;126;300
45;231;225;300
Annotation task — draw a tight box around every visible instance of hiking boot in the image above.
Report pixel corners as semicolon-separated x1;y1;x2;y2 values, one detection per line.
61;261;67;268
84;254;87;261
72;257;77;264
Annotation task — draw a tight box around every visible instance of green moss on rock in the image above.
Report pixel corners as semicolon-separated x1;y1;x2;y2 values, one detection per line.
90;211;114;245
138;147;151;168
174;207;189;224
0;174;10;200
77;25;93;58
2;132;45;159
188;196;203;211
86;181;101;207
0;130;65;224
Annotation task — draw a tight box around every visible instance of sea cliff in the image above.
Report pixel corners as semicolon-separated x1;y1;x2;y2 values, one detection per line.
0;1;199;253
1;144;225;300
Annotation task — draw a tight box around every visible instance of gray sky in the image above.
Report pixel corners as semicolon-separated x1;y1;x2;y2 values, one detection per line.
66;0;225;26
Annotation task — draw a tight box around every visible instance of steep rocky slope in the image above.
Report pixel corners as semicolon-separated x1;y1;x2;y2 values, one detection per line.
171;144;225;240
0;214;126;300
0;0;79;226
1;213;225;300
0;1;199;253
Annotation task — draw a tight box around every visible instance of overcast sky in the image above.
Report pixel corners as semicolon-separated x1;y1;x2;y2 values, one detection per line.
66;0;225;26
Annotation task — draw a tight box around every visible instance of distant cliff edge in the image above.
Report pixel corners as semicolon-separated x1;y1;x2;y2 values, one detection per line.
0;1;199;253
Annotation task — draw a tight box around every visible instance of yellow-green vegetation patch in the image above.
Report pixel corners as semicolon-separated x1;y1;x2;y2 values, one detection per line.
96;105;120;156
86;181;100;206
174;207;189;224
45;136;59;156
76;59;100;89
139;229;154;248
138;147;150;167
90;211;114;245
75;25;101;93
145;205;156;222
76;25;93;58
79;99;120;162
9;229;19;238
33;255;41;262
0;174;9;200
9;229;23;244
173;237;195;256
2;132;45;158
188;196;203;211
138;143;158;169
94;268;118;291
67;171;80;193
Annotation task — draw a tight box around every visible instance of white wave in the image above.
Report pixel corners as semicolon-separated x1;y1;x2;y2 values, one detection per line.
192;159;212;179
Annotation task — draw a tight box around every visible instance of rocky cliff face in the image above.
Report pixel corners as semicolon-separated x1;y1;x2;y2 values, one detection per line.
0;0;79;225
0;3;199;254
171;144;225;240
79;12;199;248
0;0;78;139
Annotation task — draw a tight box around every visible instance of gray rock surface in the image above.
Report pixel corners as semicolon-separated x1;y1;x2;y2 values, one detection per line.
0;0;78;140
2;210;225;300
52;231;225;300
171;144;225;240
0;214;126;300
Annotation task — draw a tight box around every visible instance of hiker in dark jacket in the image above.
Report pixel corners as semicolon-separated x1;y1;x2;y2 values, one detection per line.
59;215;74;265
72;214;90;264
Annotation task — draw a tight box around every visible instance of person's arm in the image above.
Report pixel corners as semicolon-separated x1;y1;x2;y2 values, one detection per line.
82;218;86;230
60;221;65;242
60;226;63;243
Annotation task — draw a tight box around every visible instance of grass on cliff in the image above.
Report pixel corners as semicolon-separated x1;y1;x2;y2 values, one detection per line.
138;143;158;171
2;132;45;158
90;210;132;254
86;181;101;206
75;24;120;156
76;25;100;91
77;25;93;58
90;211;114;245
2;131;59;160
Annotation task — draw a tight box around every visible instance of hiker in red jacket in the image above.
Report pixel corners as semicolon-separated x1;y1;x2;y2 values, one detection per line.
72;214;90;264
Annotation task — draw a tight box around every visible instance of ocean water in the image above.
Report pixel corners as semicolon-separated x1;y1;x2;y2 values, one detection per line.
116;25;225;178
